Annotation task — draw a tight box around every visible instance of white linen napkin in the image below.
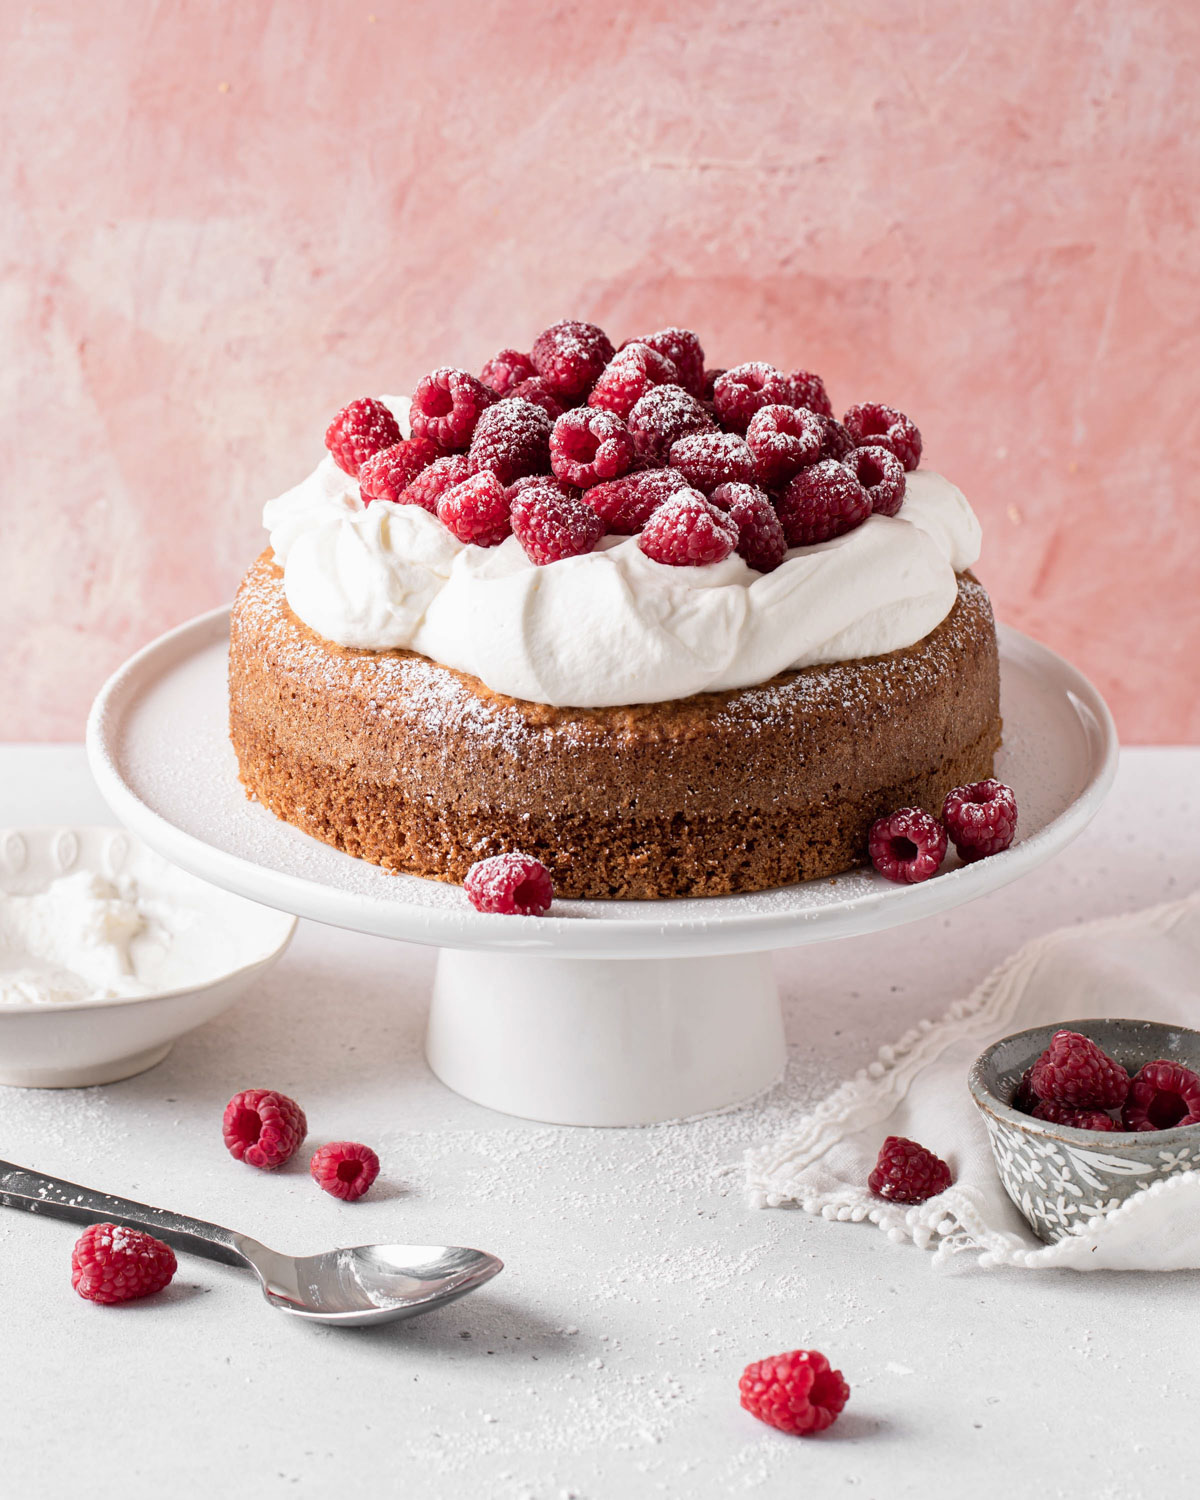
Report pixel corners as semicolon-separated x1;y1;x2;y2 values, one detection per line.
744;892;1200;1270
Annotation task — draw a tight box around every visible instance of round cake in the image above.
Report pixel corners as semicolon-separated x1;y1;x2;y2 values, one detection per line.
229;321;1003;899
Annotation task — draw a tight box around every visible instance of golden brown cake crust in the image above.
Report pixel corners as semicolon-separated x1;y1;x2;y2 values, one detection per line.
228;551;1001;898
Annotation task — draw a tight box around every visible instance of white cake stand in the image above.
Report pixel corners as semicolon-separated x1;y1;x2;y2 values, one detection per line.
86;608;1117;1126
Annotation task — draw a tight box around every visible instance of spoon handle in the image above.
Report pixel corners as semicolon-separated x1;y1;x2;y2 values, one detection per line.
0;1159;251;1269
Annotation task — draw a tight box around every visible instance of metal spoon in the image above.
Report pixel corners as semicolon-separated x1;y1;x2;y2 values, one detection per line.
0;1160;502;1327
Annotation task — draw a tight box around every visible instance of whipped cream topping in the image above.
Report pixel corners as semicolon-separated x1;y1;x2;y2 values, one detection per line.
264;399;982;709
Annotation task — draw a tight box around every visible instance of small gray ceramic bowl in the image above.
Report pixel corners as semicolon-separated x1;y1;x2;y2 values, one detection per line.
969;1019;1200;1243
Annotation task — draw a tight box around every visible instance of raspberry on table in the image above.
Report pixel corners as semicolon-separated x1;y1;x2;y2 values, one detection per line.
868;807;947;884
843;402;922;471
739;1349;849;1437
465;852;554;915
358;437;444;505
549;407;635;488
868;1135;953;1203
410;367;497;450
712;363;791;434
1030;1030;1130;1110
783;369;834;418
310;1142;381;1202
467;398;553;485
1011;1067;1038;1114
843;444;907;517
638;489;738;567
584;467;689;533
325;397;403;477
628;327;706;397
396;453;470;513
480;348;536;396
669;431;758;493
530;319;614;397
437;471;513;547
942;779;1018;862
626;384;715;464
817;416;856;461
71;1223;178;1305
1122;1060;1200;1131
1032;1102;1120;1131
745;404;824;487
511;482;605;565
223;1087;308;1170
588;343;681;419
507;376;566;419
775;460;871;546
709;482;787;573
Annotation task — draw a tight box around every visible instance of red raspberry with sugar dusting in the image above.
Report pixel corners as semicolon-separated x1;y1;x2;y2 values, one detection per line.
739;1349;849;1437
467;398;552;485
358;437;444;505
783;369;834;418
843;402;922;471
942;779;1018;862
511;482;606;565
628;327;706;397
550;407;635;488
71;1223;177;1305
817;416;856;462
325;397;403;477
745;404;824;487
507;376;566;420
506;474;580;505
396;454;469;513
410;367;497;450
627;385;715;465
868;1135;953;1203
775;460;871;546
588;343;681;419
310;1141;381;1202
712;363;791;434
530;319;614;397
1030;1031;1130;1110
1032;1102;1120;1131
465;852;554;915
437;471;512;547
709;482;787;574
584;467;689;533
1122;1060;1200;1131
843;445;906;517
868;808;947;884
669;431;758;493
638;489;738;567
480;348;536;397
223;1087;308;1170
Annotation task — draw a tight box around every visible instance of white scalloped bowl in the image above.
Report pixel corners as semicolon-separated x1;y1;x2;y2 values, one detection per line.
0;827;296;1087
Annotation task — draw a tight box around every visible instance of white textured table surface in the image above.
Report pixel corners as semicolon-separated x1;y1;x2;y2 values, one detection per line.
0;745;1197;1500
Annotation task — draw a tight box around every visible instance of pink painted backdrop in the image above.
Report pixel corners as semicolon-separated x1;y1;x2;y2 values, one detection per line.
2;0;1198;741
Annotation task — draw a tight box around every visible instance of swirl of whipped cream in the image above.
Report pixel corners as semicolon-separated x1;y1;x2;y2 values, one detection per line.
264;401;981;708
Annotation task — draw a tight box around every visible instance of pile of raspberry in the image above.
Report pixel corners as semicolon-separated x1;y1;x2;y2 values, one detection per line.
868;778;1018;884
1011;1029;1200;1134
324;320;923;571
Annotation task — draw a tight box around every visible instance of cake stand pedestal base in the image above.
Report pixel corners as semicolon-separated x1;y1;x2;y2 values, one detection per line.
426;950;785;1126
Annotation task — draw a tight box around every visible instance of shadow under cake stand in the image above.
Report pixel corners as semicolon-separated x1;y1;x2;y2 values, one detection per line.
86;609;1117;1127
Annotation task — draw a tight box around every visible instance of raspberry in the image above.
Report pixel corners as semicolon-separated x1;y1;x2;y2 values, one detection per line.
508;376;566;420
71;1223;177;1305
511;482;605;565
467;398;552;485
942;779;1018;862
222;1087;308;1170
588;343;680;419
584;467;689;533
738;1350;849;1437
638;489;737;567
843;402;922;471
325;397;403;477
1030;1031;1130;1110
712;363;791;434
1032;1102;1120;1131
668;431;758;493
627;385;715;464
745;404;823;487
358;437;444;505
817;416;856;462
530;319;614;397
628;327;706;397
709;482;787;573
506;473;580;504
1012;1067;1038;1114
868;1135;953;1203
783;369;834;418
437;471;512;547
868;807;947;884
1122;1060;1200;1131
465;852;553;915
410;367;497;450
480;348;536;397
702;367;725;399
549;407;635;488
310;1141;381;1201
843;445;906;517
395;453;469;513
776;460;871;546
